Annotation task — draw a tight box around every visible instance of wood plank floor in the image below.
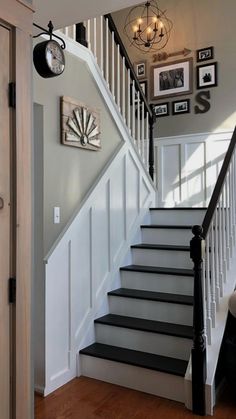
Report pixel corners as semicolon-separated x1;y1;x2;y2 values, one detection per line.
35;377;236;419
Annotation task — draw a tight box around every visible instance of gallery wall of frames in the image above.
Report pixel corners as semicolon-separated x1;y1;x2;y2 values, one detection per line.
133;46;217;119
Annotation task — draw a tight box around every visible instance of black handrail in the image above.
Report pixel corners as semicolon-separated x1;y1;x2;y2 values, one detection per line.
202;126;236;237
190;126;236;415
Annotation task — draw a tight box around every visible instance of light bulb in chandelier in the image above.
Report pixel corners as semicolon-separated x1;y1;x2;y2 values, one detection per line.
124;0;173;53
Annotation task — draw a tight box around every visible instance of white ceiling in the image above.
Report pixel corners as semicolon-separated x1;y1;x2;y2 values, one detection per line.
33;0;141;29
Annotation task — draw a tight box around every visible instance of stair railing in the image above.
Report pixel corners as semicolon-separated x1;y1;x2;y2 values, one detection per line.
61;16;155;180
190;126;236;415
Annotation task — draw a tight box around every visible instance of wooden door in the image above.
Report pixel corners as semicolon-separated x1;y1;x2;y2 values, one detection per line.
0;22;12;419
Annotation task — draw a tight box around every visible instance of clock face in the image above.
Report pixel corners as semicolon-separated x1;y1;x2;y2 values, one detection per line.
45;40;65;75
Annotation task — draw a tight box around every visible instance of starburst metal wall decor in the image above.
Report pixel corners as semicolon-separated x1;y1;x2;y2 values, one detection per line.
61;96;101;151
124;1;173;53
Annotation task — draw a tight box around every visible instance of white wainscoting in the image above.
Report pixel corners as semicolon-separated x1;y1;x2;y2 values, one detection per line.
43;142;155;395
155;131;232;207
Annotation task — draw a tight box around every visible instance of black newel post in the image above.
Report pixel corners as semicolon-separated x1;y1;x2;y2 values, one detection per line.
76;23;88;47
190;225;206;416
148;105;156;180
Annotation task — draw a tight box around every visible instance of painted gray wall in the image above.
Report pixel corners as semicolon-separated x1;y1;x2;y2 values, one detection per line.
112;0;236;137
34;49;123;255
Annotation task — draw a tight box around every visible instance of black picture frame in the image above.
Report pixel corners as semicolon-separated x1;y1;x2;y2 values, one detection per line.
153;102;169;117
196;46;214;62
197;62;218;89
134;61;146;79
172;99;190;115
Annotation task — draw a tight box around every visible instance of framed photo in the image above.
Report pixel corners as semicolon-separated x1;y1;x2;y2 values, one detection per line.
172;99;190;115
197;62;218;89
153;102;169;117
134;61;146;79
151;58;193;100
196;46;214;62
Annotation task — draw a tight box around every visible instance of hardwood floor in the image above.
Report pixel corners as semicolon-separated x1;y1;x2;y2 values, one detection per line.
35;377;236;419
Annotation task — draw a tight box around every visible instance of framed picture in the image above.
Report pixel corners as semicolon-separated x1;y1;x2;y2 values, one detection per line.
134;61;146;79
153;102;169;117
197;62;218;89
151;58;193;100
196;46;214;62
172;99;190;115
130;80;148;104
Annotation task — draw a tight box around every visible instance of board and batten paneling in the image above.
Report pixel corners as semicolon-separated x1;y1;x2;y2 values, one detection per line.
43;142;155;396
155;131;232;207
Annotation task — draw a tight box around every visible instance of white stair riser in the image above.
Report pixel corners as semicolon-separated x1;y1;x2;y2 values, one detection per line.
109;296;193;325
132;248;192;269
150;210;206;225
120;271;193;296
80;355;185;402
142;228;192;246
95;324;192;360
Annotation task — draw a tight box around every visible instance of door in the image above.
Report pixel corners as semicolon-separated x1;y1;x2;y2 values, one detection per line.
0;22;12;419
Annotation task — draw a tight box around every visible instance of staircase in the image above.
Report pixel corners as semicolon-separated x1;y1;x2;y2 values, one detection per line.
80;207;206;403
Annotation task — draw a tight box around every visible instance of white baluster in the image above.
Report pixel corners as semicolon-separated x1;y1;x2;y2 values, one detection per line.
117;45;120;110
222;185;227;280
122;57;126;121
137;92;140;154
232;154;236;244
127;69;131;133
205;236;212;344
210;222;216;327
225;173;230;269
111;31;115;98
229;162;234;252
141;102;145;163
105;18;109;87
132;80;135;141
146;112;149;171
65;27;69;37
93;17;97;60
214;210;220;304
72;25;76;41
100;16;104;76
218;193;224;296
87;19;91;50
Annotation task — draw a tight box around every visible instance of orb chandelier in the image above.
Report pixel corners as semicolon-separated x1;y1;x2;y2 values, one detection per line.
124;1;173;53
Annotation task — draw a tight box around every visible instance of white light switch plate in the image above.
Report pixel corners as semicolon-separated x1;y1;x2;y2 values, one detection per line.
54;207;60;224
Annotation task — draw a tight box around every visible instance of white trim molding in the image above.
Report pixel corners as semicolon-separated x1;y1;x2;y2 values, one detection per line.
155;130;233;207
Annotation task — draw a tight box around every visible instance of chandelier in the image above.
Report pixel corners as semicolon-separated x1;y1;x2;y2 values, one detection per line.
124;1;173;53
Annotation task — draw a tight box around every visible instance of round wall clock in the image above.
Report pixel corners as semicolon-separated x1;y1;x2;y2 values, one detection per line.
33;39;65;78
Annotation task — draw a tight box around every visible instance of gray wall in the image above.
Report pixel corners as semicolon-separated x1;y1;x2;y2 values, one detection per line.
112;0;236;137
34;49;123;255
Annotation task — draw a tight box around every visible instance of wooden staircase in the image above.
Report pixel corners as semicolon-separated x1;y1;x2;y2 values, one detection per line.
80;207;206;403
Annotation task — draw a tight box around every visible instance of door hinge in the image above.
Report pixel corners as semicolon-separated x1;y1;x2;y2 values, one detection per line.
9;277;16;304
8;82;16;108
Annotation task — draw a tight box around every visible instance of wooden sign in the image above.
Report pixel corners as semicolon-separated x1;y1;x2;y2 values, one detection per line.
153;48;191;62
61;96;101;151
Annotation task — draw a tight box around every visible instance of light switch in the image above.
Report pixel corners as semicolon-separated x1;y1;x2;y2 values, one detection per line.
54;207;60;224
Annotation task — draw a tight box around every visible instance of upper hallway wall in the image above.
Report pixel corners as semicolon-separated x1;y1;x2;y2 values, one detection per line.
112;0;236;137
34;46;124;255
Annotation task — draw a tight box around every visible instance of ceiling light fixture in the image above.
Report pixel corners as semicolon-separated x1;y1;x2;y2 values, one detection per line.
124;1;173;53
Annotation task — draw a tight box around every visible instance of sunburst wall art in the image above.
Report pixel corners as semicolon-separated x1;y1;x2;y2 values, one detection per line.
61;96;101;151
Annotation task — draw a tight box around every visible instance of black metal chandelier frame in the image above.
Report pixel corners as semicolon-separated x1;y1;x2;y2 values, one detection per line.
124;1;173;53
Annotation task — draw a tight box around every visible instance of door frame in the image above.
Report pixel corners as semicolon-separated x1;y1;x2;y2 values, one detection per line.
0;1;33;418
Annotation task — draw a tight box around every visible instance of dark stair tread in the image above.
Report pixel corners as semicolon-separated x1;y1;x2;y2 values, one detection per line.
141;224;192;229
120;264;193;277
150;207;207;210
108;288;193;305
131;243;190;251
95;314;193;339
80;343;188;377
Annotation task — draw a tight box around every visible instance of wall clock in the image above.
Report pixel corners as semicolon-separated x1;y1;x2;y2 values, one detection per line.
33;39;65;78
33;21;66;78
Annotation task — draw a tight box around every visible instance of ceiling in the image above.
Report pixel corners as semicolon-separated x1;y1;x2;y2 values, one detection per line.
33;0;142;29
